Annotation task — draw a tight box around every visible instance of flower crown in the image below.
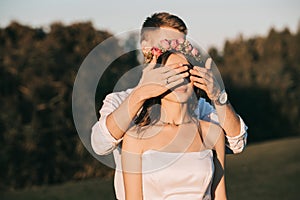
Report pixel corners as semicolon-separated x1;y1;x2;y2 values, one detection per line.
144;38;201;63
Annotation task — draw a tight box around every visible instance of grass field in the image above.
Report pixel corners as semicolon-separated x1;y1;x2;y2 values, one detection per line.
1;137;299;200
225;137;300;200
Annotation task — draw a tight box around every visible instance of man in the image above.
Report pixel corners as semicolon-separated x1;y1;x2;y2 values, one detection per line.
91;12;248;199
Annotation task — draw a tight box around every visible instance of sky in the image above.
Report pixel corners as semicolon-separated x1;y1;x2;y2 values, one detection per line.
0;0;299;49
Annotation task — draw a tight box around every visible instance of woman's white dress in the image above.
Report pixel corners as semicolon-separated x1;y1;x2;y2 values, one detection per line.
142;149;214;200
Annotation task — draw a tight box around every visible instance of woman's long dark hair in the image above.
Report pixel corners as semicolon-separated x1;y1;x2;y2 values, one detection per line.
134;51;203;140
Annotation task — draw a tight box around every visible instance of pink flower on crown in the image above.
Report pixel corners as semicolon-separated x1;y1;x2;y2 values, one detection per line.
170;39;178;49
191;48;199;56
160;39;170;50
151;47;163;57
144;38;202;63
177;38;185;44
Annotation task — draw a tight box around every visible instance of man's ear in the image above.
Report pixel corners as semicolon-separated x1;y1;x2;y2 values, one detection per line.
141;40;151;54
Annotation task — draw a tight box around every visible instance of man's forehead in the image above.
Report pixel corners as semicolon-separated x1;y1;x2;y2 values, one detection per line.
143;28;185;46
152;27;185;39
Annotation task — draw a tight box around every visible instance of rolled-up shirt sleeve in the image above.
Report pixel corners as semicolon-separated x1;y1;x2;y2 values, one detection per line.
91;89;132;155
197;98;248;154
225;115;248;154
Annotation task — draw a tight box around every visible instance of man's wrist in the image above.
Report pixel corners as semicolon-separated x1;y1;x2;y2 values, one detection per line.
214;89;228;106
133;84;155;102
131;85;149;104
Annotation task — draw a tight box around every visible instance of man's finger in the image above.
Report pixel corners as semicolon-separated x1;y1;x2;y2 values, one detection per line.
162;65;188;77
167;78;184;89
205;58;213;70
190;69;213;80
166;72;189;83
144;55;158;71
193;82;208;93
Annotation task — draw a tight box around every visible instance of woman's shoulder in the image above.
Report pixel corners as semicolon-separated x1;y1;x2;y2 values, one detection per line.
122;130;144;154
124;124;170;155
199;120;223;133
125;125;158;139
199;120;224;150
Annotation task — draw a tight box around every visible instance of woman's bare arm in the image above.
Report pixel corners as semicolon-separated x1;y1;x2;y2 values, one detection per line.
122;133;144;200
211;125;227;200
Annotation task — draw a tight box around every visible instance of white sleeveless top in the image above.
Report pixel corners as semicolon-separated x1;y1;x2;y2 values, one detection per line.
141;149;214;200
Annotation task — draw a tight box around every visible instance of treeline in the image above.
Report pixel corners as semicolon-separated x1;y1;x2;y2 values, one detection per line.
0;22;299;189
0;22;139;189
210;27;300;142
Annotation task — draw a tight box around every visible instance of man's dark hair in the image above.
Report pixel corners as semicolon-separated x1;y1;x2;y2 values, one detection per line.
141;12;188;41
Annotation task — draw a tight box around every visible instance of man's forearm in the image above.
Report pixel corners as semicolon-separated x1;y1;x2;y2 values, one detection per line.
106;87;146;140
215;102;241;137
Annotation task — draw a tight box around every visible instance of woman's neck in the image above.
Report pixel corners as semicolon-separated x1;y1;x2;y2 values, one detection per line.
160;99;191;124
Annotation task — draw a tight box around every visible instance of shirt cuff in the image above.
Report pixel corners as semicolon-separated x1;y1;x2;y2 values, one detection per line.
91;116;122;155
225;115;248;154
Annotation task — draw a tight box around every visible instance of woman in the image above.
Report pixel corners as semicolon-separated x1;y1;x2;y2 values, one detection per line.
121;39;226;200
